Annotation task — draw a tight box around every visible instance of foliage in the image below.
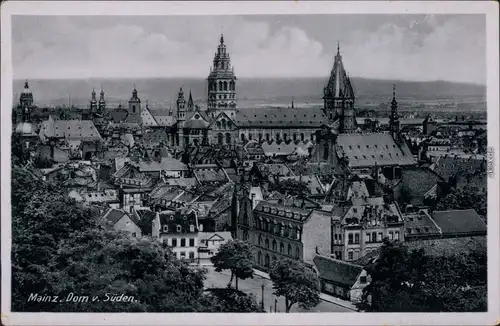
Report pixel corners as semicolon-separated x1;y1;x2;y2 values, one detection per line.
269;258;320;313
10;161;249;312
210;240;254;290
436;188;487;218
201;289;264;313
272;179;311;196
362;241;487;312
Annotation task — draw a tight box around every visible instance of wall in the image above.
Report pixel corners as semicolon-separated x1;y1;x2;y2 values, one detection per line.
349;269;372;303
302;211;332;265
113;215;142;237
160;233;199;260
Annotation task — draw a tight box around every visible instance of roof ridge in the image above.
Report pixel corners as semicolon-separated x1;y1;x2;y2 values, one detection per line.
314;254;363;269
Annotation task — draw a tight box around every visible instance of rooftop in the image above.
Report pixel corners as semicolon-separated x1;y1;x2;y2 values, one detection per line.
313;255;363;287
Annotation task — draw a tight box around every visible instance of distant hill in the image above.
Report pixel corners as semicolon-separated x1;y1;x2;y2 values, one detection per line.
12;77;486;109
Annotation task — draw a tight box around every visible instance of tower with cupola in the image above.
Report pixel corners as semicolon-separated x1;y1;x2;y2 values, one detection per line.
98;88;106;113
207;34;237;119
176;87;187;124
90;89;98;112
128;85;141;116
323;43;356;133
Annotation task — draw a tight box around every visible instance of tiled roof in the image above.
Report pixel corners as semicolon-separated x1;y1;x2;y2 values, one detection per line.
234;107;327;128
405;236;486;257
254;201;312;222
261;142;311;156
432;209;487;236
154;115;176;127
336;132;416;168
313;255;362;287
182;119;210;129
107;108;129;123
40;119;102;141
289;162;346;177
165;178;199;188
342;198;402;226
255;163;294;177
198;231;233;243
279;175;325;195
158;210;198;234
398;167;444;206
403;211;442;238
432;155;486;182
352;249;380;266
138;158;188;172
103;208;128;225
194;169;229;184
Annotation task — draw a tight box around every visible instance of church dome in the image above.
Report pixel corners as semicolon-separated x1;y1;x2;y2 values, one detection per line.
15;122;35;135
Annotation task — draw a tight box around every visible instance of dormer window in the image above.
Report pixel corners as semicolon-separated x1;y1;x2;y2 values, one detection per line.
189;224;195;232
163;225;168;232
177;225;181;233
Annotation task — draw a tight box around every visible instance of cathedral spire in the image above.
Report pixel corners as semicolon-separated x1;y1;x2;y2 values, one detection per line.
24;79;29;89
187;90;194;111
337;41;340;55
390;84;400;136
220;33;224;45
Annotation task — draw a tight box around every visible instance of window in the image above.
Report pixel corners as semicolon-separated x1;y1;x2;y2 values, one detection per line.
132;232;137;237
365;232;371;243
258;235;263;246
354;233;360;244
280;242;284;254
180;251;186;259
181;238;186;247
189;225;195;232
293;133;297;141
171;238;177;247
377;232;383;242
189;252;195;259
243;230;249;241
163;225;168;232
265;239;269;249
395;231;400;241
265;133;270;141
360;276;367;284
241;134;245;141
348;251;353;260
189;238;195;247
265;254;270;267
372;232;377;243
295;247;300;259
272;240;277;251
288;244;292;256
300;133;305;141
348;233;353;244
177;225;181;233
389;231;394;240
258;251;262;265
243;212;249;226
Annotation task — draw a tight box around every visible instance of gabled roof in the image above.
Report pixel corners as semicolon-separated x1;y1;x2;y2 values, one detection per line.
323;46;355;100
39;118;102;141
102;208;129;225
234;107;326;128
432;209;486;235
138;157;188;172
313;255;363;287
405;236;486;257
403;210;442;237
336;132;416;168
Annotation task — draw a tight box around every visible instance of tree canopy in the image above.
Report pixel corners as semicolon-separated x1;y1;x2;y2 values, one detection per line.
269;258;320;313
11;161;261;312
210;240;254;290
361;241;487;312
436;188;487;218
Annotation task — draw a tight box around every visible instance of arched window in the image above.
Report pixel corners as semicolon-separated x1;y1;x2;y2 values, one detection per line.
265;133;270;142
276;133;281;141
219;81;223;91
265;254;270;267
389;231;394;240
258;133;263;142
283;133;288;142
288;244;292;256
355;233;360;244
241;133;245;142
296;226;300;240
217;133;223;145
293;133;297;141
348;233;353;244
230;80;235;91
395;231;400;241
225;133;231;145
280;242;284;254
258;235;263;246
243;212;248;225
265;239;269;249
223;81;228;91
272;240;277;251
300;133;305;141
221;119;226;129
216;121;221;129
272;255;277;263
249;133;253;140
295;247;300;259
132;105;136;113
323;142;329;160
243;230;249;241
258;251;262;265
284;225;289;237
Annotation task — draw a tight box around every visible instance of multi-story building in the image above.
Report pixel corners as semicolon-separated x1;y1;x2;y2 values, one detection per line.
152;208;200;261
332;197;405;262
237;197;331;271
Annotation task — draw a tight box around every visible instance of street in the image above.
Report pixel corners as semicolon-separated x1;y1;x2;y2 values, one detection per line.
203;266;353;313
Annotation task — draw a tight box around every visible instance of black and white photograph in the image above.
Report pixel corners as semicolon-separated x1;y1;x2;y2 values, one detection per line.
1;1;499;325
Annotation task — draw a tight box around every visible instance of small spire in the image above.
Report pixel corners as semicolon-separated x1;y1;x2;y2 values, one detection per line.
291;97;294;109
393;84;396;98
220;33;224;44
24;79;29;88
337;41;340;55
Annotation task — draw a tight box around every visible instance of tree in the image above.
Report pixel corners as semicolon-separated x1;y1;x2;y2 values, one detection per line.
436;188;486;218
362;241;487;312
269;258;320;313
201;289;264;312
210;240;254;290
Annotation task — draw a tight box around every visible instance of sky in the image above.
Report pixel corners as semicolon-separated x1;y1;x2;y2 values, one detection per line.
12;14;486;84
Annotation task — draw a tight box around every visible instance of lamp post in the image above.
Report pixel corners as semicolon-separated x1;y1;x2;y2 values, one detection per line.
261;284;265;310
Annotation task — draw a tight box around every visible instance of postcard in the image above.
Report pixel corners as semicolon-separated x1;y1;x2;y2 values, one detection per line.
1;1;499;325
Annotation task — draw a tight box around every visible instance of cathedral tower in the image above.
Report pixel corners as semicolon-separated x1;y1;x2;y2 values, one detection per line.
176;87;187;123
98;88;106;113
128;85;141;116
90;89;98;112
389;84;400;137
187;90;194;112
323;43;356;133
207;34;237;118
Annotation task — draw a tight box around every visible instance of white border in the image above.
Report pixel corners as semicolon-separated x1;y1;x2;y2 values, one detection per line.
1;1;499;325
